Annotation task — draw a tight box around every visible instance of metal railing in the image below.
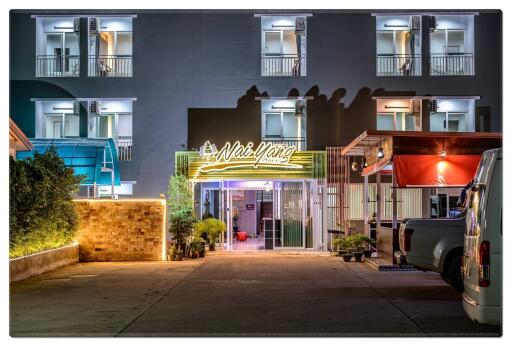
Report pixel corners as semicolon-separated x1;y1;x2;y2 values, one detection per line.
262;137;307;151
261;54;306;77
430;53;474;76
36;55;80;77
115;138;132;161
376;54;421;76
88;55;133;77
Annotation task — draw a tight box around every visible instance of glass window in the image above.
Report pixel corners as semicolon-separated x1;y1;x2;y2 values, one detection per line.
377;113;394;131
264;113;282;137
430;112;467;132
395;112;419;131
430;112;446;131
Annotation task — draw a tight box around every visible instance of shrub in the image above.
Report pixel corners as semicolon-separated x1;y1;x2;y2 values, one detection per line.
9;148;83;258
195;218;226;244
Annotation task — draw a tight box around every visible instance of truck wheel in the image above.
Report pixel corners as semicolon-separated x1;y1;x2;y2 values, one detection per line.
445;255;463;292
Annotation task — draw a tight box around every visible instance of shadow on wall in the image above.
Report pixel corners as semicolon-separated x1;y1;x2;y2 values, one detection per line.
10;80;81;138
188;85;492;150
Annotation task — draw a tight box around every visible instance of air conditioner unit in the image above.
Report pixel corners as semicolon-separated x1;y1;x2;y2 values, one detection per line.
73;101;81;115
429;100;438;112
409;16;421;31
411;99;421;113
428;16;437;32
73;18;81;32
89;17;100;35
295;100;306;117
89;100;101;115
295;17;306;35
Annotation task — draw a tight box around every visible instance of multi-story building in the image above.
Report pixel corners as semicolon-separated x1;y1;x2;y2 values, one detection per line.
10;10;502;251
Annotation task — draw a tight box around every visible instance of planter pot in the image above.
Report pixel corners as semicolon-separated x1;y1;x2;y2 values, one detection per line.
209;243;216;251
363;250;373;258
337;250;347;257
199;248;205;257
191;251;199;259
175;254;183;261
342;254;353;262
354;252;364;262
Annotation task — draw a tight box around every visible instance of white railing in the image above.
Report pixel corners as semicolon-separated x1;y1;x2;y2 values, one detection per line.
430;53;474;76
262;137;307;151
115;138;132;161
261;54;306;77
36;55;80;77
88;55;133;77
376;54;421;76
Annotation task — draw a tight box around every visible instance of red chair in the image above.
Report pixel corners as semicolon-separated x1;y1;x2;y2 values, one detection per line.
236;231;248;242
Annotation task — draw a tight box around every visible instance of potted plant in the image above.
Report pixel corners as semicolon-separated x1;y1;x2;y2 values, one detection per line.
174;248;184;261
190;237;203;259
170;208;197;254
168;244;176;261
332;236;349;256
341;236;354;262
196;218;226;251
352;234;371;262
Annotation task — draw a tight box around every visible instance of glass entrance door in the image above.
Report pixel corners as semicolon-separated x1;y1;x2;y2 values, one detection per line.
279;181;304;248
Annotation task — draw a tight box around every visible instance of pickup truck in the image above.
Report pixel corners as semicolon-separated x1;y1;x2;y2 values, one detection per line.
397;214;465;291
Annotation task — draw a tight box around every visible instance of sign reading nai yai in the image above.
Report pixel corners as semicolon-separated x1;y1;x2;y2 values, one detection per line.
198;141;302;172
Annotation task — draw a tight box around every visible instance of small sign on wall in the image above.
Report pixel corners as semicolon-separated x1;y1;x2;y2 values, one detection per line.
246;204;255;210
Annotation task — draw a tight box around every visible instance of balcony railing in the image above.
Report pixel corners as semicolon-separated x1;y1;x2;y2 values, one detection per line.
36;55;80;77
376;54;421;76
115;138;132;161
261;54;306;77
262;137;307;151
430;53;474;76
88;55;133;77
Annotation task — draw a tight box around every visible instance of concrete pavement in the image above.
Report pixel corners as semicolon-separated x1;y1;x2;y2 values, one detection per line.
10;252;501;337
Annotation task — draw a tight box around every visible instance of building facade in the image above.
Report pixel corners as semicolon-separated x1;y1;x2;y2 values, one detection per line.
10;10;502;249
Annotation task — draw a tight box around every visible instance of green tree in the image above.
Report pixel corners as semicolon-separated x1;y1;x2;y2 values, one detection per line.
167;174;196;244
9;148;83;258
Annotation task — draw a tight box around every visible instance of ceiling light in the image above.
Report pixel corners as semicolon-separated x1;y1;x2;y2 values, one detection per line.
377;147;384;159
351;161;359;172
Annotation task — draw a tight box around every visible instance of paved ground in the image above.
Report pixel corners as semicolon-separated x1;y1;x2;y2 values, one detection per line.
10;252;501;337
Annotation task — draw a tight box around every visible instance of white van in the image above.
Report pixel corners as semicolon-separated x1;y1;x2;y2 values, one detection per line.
462;148;502;325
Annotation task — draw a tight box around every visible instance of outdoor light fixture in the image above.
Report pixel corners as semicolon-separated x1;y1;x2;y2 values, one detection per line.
351;161;359;172
377;138;384;159
440;138;447;159
361;156;368;168
264;181;272;192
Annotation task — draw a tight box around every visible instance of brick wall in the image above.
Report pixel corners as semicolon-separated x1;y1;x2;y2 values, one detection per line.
75;199;166;261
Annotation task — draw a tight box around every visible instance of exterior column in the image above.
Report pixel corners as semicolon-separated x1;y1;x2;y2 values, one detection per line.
376;172;382;236
392;169;398;230
363;175;369;237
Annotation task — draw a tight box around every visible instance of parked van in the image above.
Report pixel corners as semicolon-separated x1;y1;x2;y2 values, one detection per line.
462;148;502;325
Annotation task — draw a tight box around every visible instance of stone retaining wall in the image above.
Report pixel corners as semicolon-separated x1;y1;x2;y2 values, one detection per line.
10;244;79;282
75;199;166;261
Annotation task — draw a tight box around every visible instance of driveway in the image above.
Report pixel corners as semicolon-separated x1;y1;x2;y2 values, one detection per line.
10;252;501;337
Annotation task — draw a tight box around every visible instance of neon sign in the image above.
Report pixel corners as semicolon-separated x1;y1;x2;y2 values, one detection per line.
198;141;303;172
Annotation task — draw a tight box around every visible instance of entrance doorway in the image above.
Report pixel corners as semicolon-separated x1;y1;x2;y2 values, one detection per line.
195;179;325;251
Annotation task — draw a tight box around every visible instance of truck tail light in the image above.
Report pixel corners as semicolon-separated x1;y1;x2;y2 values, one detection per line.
478;241;491;287
402;228;414;252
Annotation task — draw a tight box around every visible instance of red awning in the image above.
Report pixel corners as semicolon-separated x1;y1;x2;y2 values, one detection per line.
393;155;481;187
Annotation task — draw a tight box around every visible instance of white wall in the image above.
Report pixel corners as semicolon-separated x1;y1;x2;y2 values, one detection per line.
118;114;133;137
431;15;475;54
376;98;411;113
36;17;79;55
99;17;132;32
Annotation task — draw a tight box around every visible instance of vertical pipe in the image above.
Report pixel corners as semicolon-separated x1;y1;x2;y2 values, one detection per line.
392;169;398;231
376;172;382;237
363;175;369;237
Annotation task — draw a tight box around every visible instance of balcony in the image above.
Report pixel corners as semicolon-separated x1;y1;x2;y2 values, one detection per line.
261;54;306;77
114;138;132;161
36;55;80;77
88;55;133;77
430;53;474;76
262;137;306;151
376;54;421;76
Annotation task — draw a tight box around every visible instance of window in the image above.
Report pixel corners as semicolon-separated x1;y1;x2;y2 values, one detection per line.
35;100;80;138
376;99;421;131
261;99;307;150
429;99;475;132
376;15;421;76
88;17;133;77
430;15;475;76
88;99;133;160
261;16;307;77
35;17;80;77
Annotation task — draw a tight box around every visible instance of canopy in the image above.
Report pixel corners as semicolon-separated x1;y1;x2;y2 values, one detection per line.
16;138;121;186
393;154;481;187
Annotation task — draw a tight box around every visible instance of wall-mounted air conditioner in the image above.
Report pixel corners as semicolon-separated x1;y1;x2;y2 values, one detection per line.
89;17;100;35
429;100;438;112
411;99;422;114
295;100;306;117
295;17;306;35
89;100;101;115
409;16;421;32
428;16;437;32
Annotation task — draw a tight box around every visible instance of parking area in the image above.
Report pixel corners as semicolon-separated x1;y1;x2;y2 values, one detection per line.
10;252;501;337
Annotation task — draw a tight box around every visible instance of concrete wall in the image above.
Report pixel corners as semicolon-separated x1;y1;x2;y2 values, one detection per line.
10;243;79;282
75;199;166;261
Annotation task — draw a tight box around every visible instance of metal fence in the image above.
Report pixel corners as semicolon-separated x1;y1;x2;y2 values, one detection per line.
262;137;307;151
88;55;133;77
430;53;474;76
115;138;132;161
36;55;80;77
261;55;306;77
376;54;421;76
